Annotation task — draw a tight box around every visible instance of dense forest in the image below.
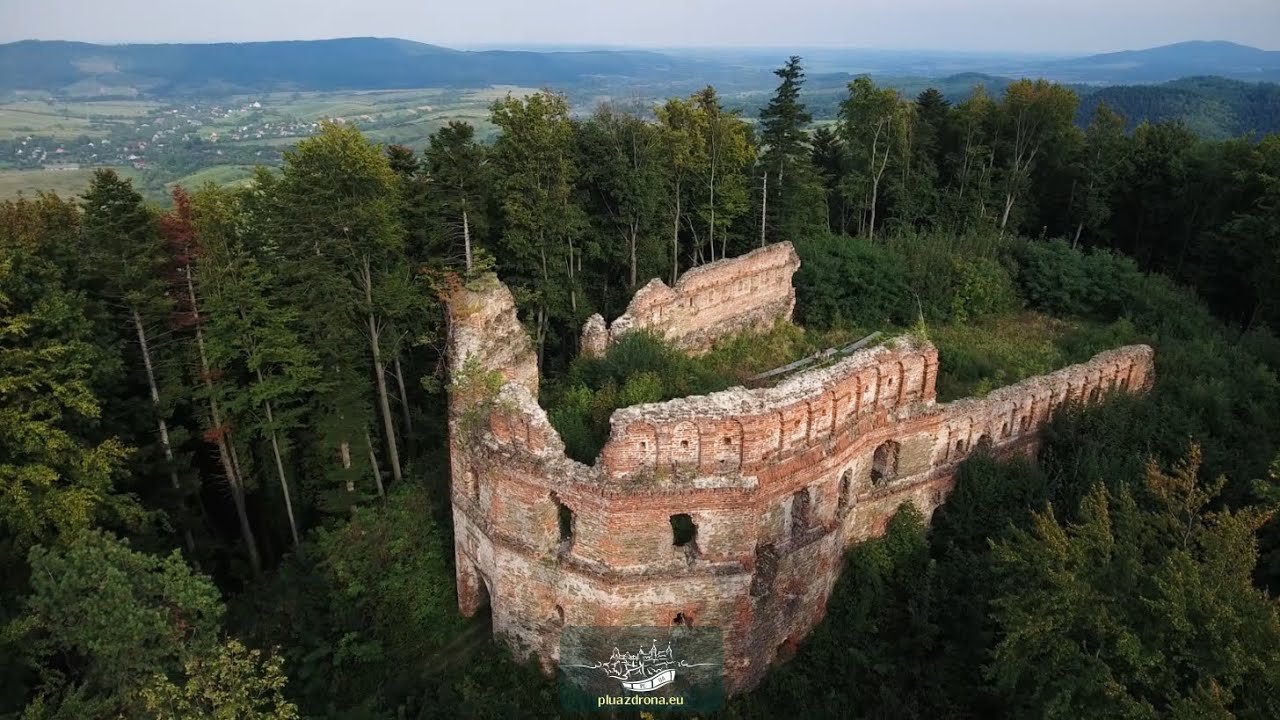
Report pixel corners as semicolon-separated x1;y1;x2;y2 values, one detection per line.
2;55;1279;719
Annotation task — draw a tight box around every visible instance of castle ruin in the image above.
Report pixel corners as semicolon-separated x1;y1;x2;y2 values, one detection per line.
445;242;1155;695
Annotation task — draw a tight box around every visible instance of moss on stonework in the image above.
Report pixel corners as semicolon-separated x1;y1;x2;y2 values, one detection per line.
450;356;506;440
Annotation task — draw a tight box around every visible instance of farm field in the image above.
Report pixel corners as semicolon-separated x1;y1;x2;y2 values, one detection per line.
0;167;142;199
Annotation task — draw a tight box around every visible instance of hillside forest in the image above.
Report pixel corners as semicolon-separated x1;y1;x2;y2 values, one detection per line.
2;56;1280;719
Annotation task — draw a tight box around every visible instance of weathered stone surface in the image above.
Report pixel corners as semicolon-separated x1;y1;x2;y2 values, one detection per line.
446;244;1156;695
580;242;801;356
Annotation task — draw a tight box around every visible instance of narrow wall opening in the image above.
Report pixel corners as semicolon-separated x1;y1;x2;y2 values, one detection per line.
837;469;853;516
790;489;811;540
552;492;575;553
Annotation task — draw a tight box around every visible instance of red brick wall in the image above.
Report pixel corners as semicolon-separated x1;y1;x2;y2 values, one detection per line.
446;254;1156;695
581;242;801;355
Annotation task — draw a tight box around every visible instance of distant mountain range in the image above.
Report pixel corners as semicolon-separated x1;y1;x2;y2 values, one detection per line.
2;37;1279;99
0;37;720;97
1038;41;1280;83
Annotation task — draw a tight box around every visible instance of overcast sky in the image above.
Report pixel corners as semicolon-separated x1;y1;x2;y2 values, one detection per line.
4;0;1279;53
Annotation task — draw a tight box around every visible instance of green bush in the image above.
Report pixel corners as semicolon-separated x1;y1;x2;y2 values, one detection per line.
949;256;1021;322
794;232;915;329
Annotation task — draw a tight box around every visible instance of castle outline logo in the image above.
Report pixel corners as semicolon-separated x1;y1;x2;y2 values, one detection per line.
569;638;716;692
559;625;725;713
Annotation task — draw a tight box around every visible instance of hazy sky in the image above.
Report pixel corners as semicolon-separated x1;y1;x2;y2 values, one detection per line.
4;0;1279;53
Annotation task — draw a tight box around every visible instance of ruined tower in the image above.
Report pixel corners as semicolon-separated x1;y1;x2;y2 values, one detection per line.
445;242;1154;694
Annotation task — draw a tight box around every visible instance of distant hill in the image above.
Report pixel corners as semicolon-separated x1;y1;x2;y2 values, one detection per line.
1040;41;1280;83
1077;77;1280;138
0;37;715;97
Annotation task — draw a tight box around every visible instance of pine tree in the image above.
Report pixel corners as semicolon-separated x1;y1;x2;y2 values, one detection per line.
759;56;825;242
80;170;197;554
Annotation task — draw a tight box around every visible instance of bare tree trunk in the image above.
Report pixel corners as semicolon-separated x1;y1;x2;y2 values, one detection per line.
869;181;879;241
567;234;577;314
760;171;768;248
670;189;681;285
462;206;473;273
365;430;386;499
628;223;638;288
131;308;197;556
393;355;412;436
361;257;403;488
340;439;353;492
708;159;717;263
180;270;260;574
255;368;300;549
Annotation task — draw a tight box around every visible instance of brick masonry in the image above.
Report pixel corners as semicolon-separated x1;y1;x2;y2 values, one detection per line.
580;242;801;356
446;245;1155;695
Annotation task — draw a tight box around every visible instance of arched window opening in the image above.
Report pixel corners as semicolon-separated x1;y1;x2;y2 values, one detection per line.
671;513;698;556
872;441;900;486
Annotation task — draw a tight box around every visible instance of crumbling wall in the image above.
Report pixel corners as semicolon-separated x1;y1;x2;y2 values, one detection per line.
580;242;801;356
446;248;1156;695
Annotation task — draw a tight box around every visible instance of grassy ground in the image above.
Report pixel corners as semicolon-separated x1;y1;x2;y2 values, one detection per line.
0;99;162;139
0;167;140;199
168;164;258;190
929;312;1143;402
0;107;104;140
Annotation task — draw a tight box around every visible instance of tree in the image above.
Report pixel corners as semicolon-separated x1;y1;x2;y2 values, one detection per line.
270;122;408;498
1071;103;1129;247
0;248;136;549
994;79;1078;235
988;447;1280;718
162;187;261;574
810;126;852;235
576;105;666;290
656;96;704;284
192;185;321;551
423;121;489;273
13;531;225;718
140;639;300;720
839;76;907;239
490;91;586;364
690;86;755;261
81;170;197;554
759;57;825;242
946;85;998;229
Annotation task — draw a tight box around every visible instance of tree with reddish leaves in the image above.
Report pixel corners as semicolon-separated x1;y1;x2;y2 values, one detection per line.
161;186;261;575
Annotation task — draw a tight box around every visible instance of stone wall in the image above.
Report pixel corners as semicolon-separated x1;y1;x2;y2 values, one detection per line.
580;242;801;356
446;245;1156;695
